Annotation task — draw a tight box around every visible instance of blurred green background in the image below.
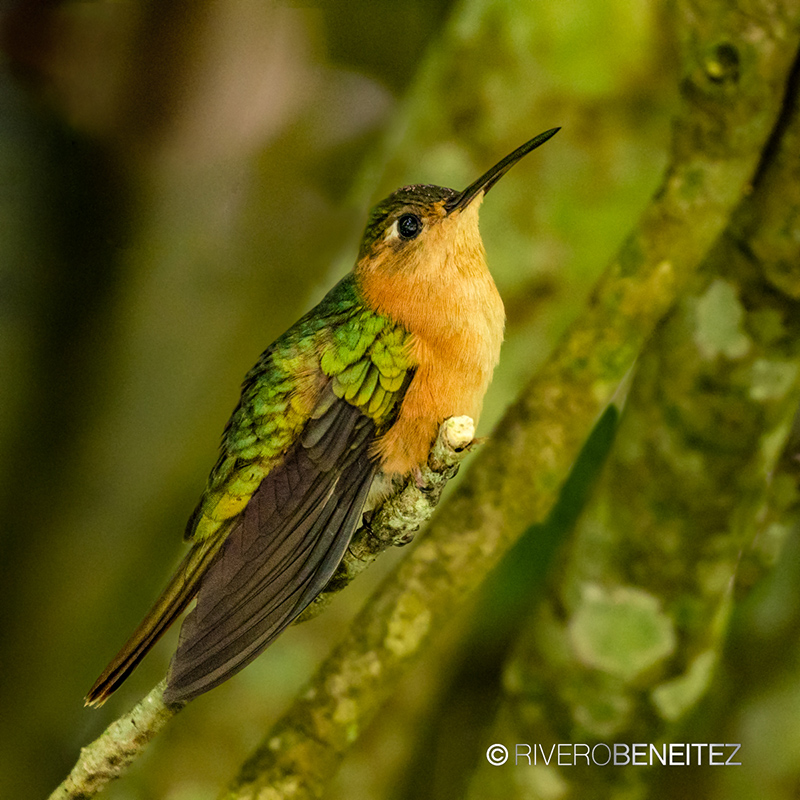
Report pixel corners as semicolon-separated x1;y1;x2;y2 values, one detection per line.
2;1;797;799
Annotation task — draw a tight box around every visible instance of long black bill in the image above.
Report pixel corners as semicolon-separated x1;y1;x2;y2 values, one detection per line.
444;127;560;215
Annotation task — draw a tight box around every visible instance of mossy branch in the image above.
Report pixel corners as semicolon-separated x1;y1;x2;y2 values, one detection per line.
47;681;177;800
469;37;800;800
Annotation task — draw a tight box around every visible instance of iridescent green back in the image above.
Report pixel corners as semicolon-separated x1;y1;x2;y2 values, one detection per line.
186;275;415;544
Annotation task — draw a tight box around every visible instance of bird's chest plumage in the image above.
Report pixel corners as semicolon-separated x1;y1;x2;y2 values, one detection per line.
360;260;505;476
410;275;504;418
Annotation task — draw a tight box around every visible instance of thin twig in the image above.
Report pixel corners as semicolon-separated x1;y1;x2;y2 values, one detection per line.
48;680;179;800
47;418;475;800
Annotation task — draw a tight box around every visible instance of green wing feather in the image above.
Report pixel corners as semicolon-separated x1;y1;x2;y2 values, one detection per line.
86;276;414;706
185;277;413;542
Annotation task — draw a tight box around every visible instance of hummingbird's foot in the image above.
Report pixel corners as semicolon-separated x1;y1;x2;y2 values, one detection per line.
361;508;375;531
412;466;427;489
394;527;419;546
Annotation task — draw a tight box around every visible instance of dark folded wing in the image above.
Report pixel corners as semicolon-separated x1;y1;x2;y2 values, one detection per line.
164;393;377;703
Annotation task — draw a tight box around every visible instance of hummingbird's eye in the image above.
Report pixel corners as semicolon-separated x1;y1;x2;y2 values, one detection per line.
397;213;422;240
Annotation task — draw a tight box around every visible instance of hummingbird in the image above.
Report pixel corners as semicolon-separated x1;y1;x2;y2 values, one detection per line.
85;127;560;707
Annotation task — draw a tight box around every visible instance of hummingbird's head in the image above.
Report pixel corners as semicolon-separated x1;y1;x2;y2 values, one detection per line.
357;183;464;267
353;129;560;425
355;128;560;283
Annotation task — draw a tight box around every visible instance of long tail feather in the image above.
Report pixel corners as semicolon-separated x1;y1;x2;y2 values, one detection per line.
84;535;226;707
